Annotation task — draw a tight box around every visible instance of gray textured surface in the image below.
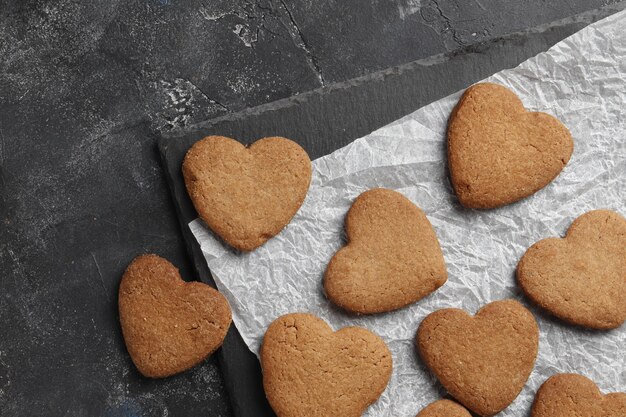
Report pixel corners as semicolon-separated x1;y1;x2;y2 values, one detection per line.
0;1;623;416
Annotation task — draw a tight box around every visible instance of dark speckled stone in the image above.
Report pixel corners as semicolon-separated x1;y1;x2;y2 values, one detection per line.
0;1;624;416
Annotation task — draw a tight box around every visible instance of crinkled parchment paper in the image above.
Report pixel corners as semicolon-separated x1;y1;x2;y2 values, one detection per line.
190;10;626;417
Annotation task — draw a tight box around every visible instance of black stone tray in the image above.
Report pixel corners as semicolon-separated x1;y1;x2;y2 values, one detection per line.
156;8;622;416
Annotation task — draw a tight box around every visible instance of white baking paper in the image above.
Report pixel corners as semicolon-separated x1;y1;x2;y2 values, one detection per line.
190;10;626;417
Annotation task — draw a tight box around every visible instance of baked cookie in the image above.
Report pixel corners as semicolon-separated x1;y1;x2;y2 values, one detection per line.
518;209;626;329
119;254;232;378
416;399;471;417
532;374;626;417
183;136;312;251
448;83;573;209
416;299;539;416
324;188;447;314
260;313;392;417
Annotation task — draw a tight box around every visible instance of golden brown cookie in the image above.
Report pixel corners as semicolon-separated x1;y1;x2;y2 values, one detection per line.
324;188;447;314
119;254;232;378
416;299;539;416
448;83;573;209
183;136;312;251
416;399;472;417
518;210;626;329
532;374;626;417
260;313;392;417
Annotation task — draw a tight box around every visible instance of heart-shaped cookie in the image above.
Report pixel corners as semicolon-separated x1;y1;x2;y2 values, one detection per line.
324;188;447;314
260;313;392;417
416;299;539;416
416;400;471;417
518;210;626;329
183;136;312;251
532;374;626;417
448;83;573;209
119;254;232;378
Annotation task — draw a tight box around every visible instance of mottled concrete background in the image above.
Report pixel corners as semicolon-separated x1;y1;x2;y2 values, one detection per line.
0;1;621;416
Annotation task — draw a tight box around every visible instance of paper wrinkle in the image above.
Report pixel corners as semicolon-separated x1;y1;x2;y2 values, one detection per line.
190;10;626;417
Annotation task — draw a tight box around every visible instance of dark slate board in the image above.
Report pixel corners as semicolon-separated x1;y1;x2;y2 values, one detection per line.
157;7;624;417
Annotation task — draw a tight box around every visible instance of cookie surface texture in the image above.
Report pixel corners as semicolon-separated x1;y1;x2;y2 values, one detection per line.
518;209;626;329
324;188;447;314
183;135;312;251
416;299;539;416
448;82;573;209
260;313;392;417
416;399;471;417
119;254;232;378
532;374;626;417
